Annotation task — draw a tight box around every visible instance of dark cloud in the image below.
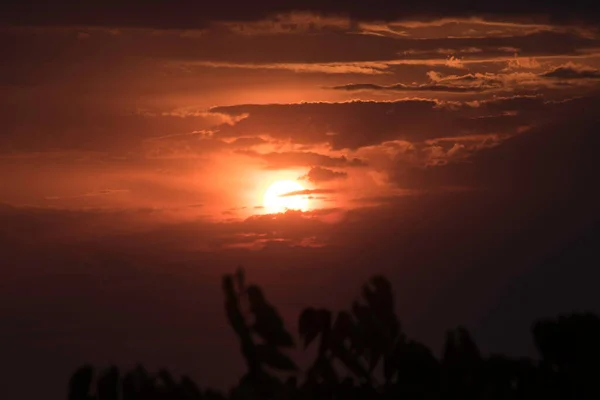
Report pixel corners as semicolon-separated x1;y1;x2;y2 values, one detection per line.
235;149;367;168
330;82;489;93
300;166;348;182
212;96;553;150
171;30;598;66
350;192;421;204
2;24;598;83
228;136;269;147
278;188;337;197
391;95;600;199
2;1;599;28
333;63;600;96
212;99;442;149
43;189;130;201
0;106;228;153
541;62;600;79
142;132;268;158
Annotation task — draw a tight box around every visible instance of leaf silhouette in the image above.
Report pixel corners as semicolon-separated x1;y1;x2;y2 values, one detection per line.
396;340;440;381
457;326;481;362
97;366;119;400
298;307;321;348
180;375;203;399
65;270;600;400
235;266;245;293
358;277;400;341
383;351;396;383
332;344;371;381
533;313;600;374
332;311;354;342
248;285;294;347
68;365;94;400
121;371;136;400
307;356;339;384
205;389;227;400
247;285;267;310
365;276;394;313
223;275;246;338
299;307;333;350
158;369;177;392
368;347;383;372
255;344;298;371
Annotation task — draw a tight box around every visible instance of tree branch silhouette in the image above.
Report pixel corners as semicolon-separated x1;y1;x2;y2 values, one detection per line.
67;269;600;400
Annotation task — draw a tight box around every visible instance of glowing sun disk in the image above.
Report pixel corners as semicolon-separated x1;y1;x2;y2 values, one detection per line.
263;180;309;213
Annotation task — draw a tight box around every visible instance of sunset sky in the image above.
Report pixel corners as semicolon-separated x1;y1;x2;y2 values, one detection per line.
1;1;600;398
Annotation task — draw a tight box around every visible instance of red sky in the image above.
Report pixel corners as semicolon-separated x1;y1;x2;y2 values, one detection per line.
1;3;600;398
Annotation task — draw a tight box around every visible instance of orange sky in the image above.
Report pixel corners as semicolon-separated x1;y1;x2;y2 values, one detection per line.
2;15;600;235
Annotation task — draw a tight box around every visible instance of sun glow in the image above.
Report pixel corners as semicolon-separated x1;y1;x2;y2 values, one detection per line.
263;180;309;214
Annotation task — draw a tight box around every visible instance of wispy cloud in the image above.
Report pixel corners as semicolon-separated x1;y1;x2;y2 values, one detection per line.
329;82;490;93
299;167;348;182
541;62;600;79
44;189;130;201
235;150;368;169
329;62;600;95
279;188;337;197
168;60;393;74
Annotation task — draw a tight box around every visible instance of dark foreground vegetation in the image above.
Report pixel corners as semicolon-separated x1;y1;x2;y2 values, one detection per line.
69;269;600;399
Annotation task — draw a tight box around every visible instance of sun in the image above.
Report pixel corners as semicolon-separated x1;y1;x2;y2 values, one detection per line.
263;180;309;214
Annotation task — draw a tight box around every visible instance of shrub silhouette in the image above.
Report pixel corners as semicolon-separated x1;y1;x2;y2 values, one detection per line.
68;269;600;399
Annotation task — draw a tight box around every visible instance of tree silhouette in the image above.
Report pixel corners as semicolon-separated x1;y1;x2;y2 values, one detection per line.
222;267;297;399
67;269;600;399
